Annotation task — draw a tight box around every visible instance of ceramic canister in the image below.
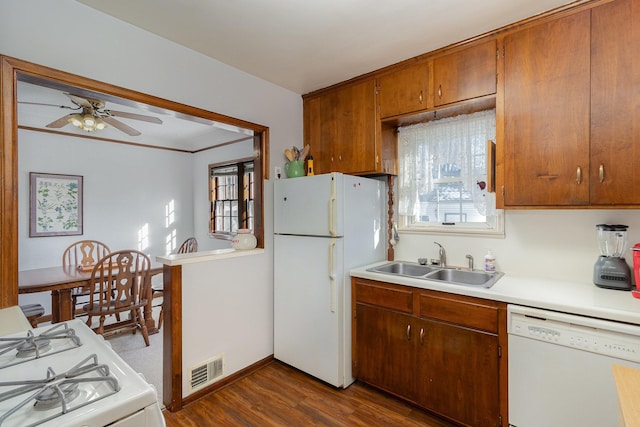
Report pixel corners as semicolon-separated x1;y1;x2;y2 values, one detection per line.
231;229;257;250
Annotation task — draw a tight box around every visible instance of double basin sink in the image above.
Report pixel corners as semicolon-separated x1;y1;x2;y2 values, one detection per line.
367;261;503;289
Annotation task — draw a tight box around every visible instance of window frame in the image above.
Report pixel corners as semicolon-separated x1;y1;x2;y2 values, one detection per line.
209;157;255;240
397;109;504;237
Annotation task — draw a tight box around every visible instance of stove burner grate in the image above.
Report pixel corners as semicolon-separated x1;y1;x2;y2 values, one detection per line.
0;354;120;427
33;382;80;411
15;339;51;359
0;323;82;369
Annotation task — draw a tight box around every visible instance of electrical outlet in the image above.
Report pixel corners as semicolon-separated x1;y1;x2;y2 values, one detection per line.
274;167;281;179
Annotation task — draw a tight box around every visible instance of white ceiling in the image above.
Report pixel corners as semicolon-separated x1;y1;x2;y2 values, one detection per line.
20;0;577;149
17;81;254;152
75;0;576;95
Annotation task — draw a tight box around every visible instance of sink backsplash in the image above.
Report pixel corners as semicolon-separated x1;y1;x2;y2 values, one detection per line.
394;209;640;284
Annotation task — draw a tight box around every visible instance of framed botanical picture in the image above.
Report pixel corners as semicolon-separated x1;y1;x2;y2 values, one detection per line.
29;172;83;237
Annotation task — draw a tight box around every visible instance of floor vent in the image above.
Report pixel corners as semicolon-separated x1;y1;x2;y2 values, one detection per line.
188;354;224;392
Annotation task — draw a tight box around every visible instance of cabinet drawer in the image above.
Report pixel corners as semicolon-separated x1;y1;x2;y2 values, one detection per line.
418;291;498;333
354;280;413;314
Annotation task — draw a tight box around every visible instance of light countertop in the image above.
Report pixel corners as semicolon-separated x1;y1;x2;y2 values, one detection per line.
0;306;32;336
613;364;640;427
351;260;640;325
156;248;264;266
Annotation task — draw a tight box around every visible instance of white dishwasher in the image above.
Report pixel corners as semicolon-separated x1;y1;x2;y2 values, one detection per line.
508;304;640;427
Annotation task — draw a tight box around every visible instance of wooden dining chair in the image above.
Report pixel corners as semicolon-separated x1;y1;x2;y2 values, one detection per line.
20;303;45;328
84;249;152;346
153;237;198;329
177;237;198;254
62;240;111;317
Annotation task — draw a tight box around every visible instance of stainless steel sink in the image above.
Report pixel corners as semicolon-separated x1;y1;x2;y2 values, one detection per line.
367;262;435;277
366;261;503;288
424;268;503;288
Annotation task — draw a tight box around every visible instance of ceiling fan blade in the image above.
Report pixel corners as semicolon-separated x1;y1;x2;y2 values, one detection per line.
66;93;94;109
19;101;77;110
102;116;141;136
46;115;72;129
107;110;163;124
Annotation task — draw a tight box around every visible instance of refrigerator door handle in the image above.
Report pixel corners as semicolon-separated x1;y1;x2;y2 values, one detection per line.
328;240;336;312
328;196;336;237
329;177;337;237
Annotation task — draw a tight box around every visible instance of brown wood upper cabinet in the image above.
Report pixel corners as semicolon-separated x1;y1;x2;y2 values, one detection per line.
590;0;640;205
352;278;506;426
304;78;396;176
433;39;497;107
503;11;591;206
377;61;429;119
303;90;336;175
334;79;378;175
504;0;640;207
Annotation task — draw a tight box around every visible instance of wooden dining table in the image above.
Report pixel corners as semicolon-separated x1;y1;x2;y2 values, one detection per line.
18;264;163;334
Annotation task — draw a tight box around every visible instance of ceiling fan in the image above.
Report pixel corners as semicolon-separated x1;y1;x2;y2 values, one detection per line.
20;93;163;136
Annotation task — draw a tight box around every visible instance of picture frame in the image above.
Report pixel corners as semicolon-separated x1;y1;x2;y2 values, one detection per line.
29;172;83;237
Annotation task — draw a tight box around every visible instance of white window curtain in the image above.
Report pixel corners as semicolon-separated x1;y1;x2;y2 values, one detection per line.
398;109;496;223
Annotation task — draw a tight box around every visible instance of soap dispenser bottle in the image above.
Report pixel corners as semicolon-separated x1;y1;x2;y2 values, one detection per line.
484;250;496;273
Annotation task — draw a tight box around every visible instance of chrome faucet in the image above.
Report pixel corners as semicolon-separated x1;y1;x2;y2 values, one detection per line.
466;254;474;271
434;242;446;268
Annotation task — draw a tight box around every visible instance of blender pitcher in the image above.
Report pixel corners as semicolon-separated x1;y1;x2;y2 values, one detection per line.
596;224;628;257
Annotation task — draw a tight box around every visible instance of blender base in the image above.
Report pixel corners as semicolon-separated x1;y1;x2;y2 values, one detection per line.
593;256;632;290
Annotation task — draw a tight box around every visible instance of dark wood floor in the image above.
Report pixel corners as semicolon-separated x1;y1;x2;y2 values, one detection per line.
163;361;456;426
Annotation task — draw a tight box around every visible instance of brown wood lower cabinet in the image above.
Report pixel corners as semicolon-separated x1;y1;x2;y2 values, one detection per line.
352;278;507;427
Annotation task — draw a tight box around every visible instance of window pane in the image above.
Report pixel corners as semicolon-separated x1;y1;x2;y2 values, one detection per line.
398;109;496;228
209;161;254;235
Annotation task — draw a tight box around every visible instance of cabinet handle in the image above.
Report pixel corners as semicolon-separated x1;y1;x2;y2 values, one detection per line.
406;324;412;341
576;166;582;184
438;84;442;99
419;328;425;345
599;164;605;183
419;90;423;104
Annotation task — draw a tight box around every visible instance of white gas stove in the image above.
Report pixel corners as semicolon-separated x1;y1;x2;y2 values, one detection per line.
0;319;165;427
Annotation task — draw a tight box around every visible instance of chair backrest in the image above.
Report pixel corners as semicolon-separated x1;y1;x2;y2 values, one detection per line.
177;237;198;254
86;250;151;313
62;240;111;267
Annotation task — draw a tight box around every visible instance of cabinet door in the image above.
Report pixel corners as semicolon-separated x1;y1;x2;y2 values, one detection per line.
355;303;417;400
590;0;640;205
378;62;429;118
303;92;336;175
416;319;500;426
334;79;378;174
433;39;496;107
503;12;590;206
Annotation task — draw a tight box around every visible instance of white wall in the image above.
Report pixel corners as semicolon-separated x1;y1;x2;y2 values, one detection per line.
18;130;194;270
181;252;271;397
2;0;301;368
396;209;640;284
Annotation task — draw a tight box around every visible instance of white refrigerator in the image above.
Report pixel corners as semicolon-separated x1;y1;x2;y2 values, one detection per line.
273;172;386;388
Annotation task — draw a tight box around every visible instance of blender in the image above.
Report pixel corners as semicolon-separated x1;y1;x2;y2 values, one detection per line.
593;224;632;290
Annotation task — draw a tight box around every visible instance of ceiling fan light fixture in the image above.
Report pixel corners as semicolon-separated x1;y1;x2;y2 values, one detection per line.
68;113;107;132
82;114;96;128
68;114;83;128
